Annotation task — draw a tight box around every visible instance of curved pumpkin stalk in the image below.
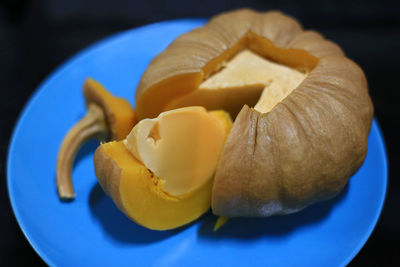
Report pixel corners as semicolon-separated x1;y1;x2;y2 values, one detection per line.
56;78;137;200
57;104;109;199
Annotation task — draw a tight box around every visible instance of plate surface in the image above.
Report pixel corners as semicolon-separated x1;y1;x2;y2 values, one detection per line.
7;20;387;267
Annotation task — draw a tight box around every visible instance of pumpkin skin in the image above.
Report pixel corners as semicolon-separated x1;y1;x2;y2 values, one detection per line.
135;9;374;217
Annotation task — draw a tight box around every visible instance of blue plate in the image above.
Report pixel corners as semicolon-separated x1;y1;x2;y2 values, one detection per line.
7;20;387;267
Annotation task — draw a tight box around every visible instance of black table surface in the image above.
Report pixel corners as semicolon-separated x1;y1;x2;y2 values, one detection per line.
1;1;399;266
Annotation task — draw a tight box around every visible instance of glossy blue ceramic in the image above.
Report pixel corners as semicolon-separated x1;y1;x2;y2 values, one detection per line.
7;20;387;267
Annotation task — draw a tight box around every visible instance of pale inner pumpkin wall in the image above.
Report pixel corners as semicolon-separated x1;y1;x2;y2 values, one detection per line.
199;50;307;113
124;107;229;196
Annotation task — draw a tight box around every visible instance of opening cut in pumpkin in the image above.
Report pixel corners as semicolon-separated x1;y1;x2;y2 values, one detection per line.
169;49;308;115
136;31;319;120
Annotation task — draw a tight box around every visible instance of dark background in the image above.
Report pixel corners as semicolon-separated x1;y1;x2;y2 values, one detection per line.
1;0;399;265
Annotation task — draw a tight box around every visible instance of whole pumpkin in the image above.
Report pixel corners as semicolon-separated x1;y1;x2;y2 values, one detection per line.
133;9;374;217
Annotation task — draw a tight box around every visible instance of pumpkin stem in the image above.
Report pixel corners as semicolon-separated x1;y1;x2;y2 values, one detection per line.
57;104;109;199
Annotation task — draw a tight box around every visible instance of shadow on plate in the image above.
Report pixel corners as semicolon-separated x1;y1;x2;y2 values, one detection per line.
197;184;350;241
74;137;99;164
89;183;188;244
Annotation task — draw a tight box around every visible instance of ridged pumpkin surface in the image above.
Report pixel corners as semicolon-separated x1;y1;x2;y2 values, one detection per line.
134;9;373;217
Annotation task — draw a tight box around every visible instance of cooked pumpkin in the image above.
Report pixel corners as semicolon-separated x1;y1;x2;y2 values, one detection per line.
133;9;373;217
94;107;232;230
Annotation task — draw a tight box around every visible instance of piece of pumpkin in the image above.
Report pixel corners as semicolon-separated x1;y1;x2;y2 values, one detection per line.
134;9;374;217
57;78;137;199
94;107;232;230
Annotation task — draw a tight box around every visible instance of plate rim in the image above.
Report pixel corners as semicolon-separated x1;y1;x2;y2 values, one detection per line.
6;19;388;267
342;119;388;266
